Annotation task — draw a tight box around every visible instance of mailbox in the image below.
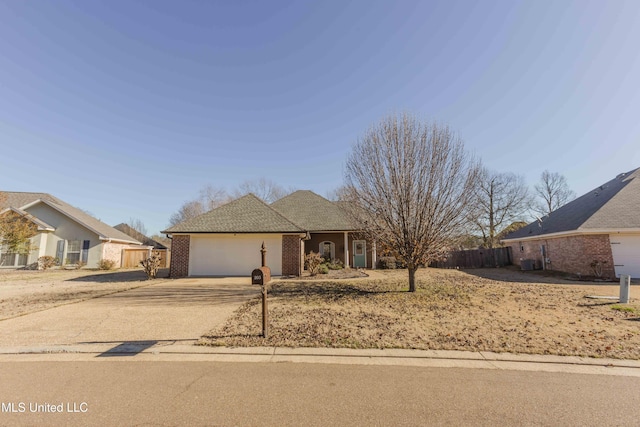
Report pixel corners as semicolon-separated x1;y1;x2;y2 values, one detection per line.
251;266;271;286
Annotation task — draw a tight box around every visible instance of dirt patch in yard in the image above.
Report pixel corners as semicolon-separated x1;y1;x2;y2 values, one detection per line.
200;268;640;359
0;268;169;320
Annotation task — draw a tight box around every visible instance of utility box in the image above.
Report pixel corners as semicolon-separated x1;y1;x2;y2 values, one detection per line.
620;274;631;304
520;259;535;271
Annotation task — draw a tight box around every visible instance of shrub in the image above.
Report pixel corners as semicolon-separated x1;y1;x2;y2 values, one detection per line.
140;253;162;279
377;256;397;269
38;256;57;270
305;251;324;276
326;259;344;270
318;264;329;274
98;259;117;270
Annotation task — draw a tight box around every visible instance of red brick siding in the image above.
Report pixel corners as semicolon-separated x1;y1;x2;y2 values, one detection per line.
509;234;615;278
282;235;301;276
170;234;190;278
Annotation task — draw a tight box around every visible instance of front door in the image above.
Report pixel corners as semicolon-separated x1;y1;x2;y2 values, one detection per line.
353;240;366;268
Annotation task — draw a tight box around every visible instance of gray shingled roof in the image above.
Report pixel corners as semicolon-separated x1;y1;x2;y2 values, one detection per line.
503;167;640;240
0;191;142;244
163;194;303;234
114;223;168;249
270;190;357;231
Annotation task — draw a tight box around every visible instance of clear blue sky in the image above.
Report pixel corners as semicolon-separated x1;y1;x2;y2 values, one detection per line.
1;0;639;235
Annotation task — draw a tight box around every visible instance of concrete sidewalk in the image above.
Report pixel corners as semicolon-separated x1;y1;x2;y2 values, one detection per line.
1;343;639;377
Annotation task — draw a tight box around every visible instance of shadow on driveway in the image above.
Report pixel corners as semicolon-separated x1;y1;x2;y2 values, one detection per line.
66;268;170;283
95;283;259;306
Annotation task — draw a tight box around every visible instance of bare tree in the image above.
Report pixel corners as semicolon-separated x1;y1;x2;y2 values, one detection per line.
533;170;576;216
127;217;148;236
199;185;231;211
325;186;349;202
168;185;231;227
232;178;291;203
470;169;531;249
344;113;480;292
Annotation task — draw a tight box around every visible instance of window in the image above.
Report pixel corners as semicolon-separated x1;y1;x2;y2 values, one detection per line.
0;245;28;267
66;240;81;264
319;241;335;261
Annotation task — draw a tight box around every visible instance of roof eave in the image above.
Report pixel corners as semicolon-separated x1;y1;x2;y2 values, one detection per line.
502;227;640;243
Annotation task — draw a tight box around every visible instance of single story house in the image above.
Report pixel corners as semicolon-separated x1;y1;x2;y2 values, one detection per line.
0;192;146;269
163;190;376;277
502;167;640;279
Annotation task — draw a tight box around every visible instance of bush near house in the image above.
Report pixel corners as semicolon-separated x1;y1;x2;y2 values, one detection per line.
37;256;57;270
140;253;162;279
97;259;117;270
305;251;324;276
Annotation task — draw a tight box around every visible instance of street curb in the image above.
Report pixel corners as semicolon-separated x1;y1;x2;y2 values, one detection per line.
1;344;639;376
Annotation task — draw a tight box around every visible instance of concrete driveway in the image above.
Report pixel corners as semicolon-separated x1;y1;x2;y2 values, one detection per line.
0;277;259;350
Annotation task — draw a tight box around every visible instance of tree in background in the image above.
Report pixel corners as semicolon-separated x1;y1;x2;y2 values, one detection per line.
469;169;531;249
168;185;231;227
232;178;292;203
168;180;294;227
344;113;480;292
126;217;148;236
533;170;576;216
0;192;38;256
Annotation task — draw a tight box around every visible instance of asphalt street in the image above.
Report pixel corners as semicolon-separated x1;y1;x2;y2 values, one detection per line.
2;361;640;426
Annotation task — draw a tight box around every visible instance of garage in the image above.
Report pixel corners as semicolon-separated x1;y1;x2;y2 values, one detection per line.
610;234;640;279
189;234;283;276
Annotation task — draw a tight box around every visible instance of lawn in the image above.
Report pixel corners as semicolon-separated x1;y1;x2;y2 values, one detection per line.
200;268;640;359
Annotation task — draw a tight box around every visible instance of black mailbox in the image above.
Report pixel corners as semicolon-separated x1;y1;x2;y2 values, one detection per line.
252;268;264;285
252;266;271;285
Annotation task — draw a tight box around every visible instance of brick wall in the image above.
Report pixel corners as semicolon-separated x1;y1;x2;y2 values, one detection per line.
508;234;615;278
282;235;301;276
170;234;190;278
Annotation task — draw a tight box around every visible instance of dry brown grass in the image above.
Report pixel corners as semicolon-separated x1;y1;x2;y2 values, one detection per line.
200;268;640;359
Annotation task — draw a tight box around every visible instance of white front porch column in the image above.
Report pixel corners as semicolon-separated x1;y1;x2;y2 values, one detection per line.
344;232;349;268
372;240;377;269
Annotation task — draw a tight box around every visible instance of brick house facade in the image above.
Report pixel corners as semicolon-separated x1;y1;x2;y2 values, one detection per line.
169;235;190;278
281;235;302;277
507;234;616;279
503;167;640;279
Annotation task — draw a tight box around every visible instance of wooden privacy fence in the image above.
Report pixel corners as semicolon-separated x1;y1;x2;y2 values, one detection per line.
430;247;513;269
121;248;170;268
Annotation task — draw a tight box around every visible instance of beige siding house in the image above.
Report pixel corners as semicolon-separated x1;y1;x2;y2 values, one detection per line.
0;192;145;269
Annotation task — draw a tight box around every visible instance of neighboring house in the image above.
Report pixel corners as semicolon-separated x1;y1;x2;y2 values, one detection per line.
163;190;375;277
0;192;144;269
502;167;640;279
113;223;170;268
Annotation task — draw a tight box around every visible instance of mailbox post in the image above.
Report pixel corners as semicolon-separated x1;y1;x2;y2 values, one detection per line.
251;243;271;338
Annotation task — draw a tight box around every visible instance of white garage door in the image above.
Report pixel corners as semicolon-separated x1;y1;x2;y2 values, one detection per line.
610;235;640;279
189;234;283;276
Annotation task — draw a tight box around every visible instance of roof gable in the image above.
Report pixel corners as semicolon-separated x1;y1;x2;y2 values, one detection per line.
0;191;142;244
163;194;303;234
504;167;640;240
270;190;357;231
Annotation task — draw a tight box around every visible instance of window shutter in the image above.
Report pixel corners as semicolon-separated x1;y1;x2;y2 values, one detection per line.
56;240;65;265
81;240;90;263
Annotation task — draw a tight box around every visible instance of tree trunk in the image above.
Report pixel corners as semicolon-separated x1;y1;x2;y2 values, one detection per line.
408;267;416;292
